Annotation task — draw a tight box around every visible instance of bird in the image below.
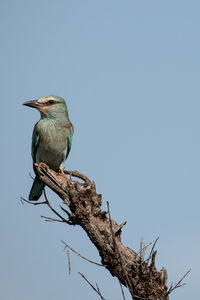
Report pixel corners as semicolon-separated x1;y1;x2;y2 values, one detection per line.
23;95;74;201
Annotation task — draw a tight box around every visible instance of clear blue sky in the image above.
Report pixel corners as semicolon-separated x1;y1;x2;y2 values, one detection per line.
1;1;199;299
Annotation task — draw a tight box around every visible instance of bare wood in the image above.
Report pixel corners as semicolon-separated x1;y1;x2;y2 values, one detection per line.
32;163;172;299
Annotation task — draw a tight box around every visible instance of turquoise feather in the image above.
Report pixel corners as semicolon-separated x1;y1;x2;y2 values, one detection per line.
29;175;45;200
23;95;74;201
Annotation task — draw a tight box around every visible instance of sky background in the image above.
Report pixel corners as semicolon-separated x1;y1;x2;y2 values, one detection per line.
0;1;199;299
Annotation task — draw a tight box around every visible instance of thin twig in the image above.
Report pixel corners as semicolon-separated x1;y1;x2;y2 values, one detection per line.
41;216;64;222
146;236;159;264
119;279;126;300
67;248;71;275
29;172;34;180
78;272;105;300
64;170;91;184
137;242;152;257
96;284;105;300
43;190;73;225
167;269;191;295
59;205;72;218
141;244;152;262
61;240;104;267
21;193;73;224
20;196;47;205
20;197;25;205
116;221;127;234
140;237;143;259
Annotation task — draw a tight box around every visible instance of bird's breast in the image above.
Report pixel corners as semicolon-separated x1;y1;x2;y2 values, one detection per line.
36;121;69;170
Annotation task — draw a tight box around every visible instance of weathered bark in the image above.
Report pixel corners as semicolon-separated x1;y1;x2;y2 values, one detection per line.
34;163;169;300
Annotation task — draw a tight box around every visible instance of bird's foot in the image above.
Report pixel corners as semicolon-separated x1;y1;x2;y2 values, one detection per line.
60;167;70;185
37;162;47;170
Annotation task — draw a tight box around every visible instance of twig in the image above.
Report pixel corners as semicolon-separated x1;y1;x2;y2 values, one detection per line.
64;169;91;184
29;172;34;180
119;280;126;300
140;236;143;259
61;240;104;267
146;236;159;264
43;190;73;225
20;197;25;205
78;272;105;300
41;216;64;222
21;193;73;225
116;221;127;234
137;242;152;258
167;269;191;295
96;284;105;300
67;248;71;275
59;205;72;218
20;196;47;205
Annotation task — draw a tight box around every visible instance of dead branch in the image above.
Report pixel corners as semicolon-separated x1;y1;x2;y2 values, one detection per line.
66;248;71;275
61;240;104;267
24;163;185;299
119;279;126;300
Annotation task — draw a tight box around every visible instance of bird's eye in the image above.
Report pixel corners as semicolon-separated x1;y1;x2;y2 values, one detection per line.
48;100;55;105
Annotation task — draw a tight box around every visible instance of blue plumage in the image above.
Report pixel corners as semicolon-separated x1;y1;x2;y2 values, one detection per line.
23;95;74;200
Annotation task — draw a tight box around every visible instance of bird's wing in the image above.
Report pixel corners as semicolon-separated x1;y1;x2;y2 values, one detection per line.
31;123;40;168
66;123;74;159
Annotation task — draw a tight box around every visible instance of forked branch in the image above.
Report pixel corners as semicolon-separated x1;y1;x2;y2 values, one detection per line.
22;163;189;300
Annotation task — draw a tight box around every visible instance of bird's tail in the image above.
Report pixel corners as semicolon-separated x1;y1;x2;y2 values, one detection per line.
29;175;45;201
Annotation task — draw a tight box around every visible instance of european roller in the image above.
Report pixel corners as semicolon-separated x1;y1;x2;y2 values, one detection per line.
23;95;74;201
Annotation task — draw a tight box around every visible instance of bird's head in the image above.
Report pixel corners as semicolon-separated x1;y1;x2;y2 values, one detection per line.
23;95;69;119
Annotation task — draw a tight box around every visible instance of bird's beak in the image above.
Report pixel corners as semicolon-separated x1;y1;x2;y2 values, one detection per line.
23;100;40;108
